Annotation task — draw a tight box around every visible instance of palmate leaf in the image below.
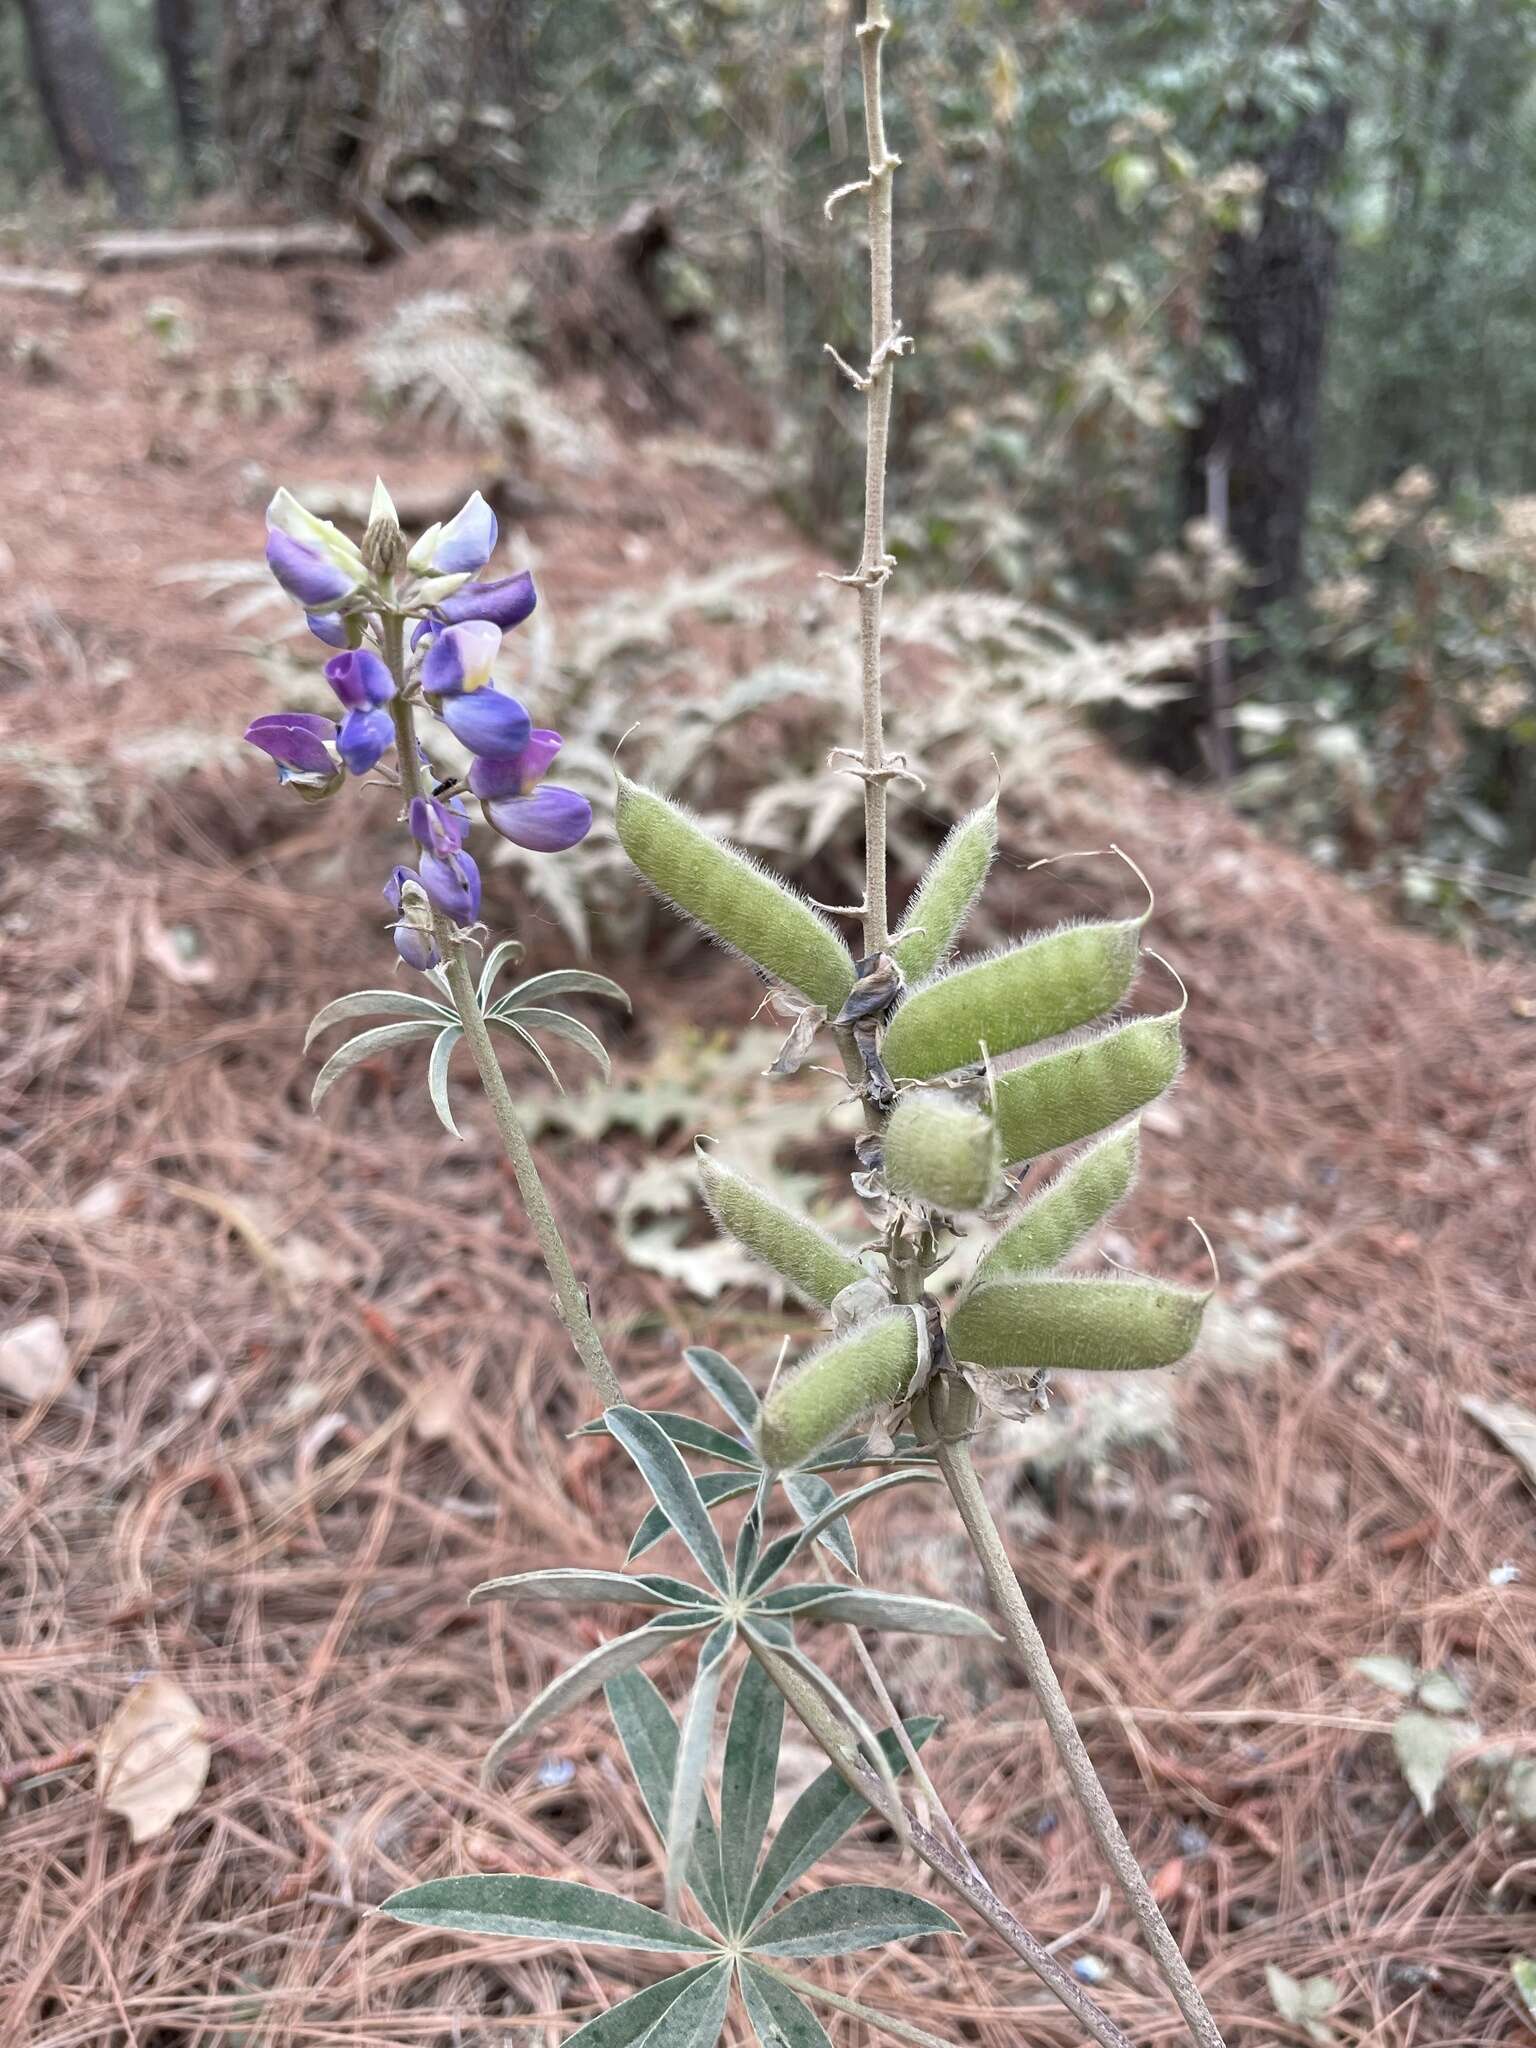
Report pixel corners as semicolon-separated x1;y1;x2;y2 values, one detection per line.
310;1020;440;1111
483;1616;711;1782
666;1622;733;1914
739;1962;834;2048
747;1884;958;1958
782;1468;858;1577
469;1568;709;1612
683;1346;760;1435
742;1717;941;1927
305;987;453;1050
379;1874;717;1954
578;1409;759;1471
499;1004;613;1081
628;1473;758;1563
749;1472;939;1593
605;1407;731;1593
747;1633;905;1832
605;1669;729;1930
635;1962;732;2047
427;1025;464;1139
719;1658;785;1931
565;1963;724;2048
758;1585;999;1640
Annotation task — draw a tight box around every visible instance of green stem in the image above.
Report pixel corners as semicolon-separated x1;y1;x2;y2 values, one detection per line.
921;1379;1226;2048
381;620;623;1410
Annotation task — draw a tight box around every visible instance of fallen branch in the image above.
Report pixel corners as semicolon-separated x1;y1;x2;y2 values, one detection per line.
86;225;367;272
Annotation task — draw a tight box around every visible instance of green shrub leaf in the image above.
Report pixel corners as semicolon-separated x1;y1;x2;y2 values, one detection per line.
310;1020;439;1112
483;1619;708;1782
719;1656;785;1928
564;1964;723;2048
682;1346;761;1432
666;1624;733;1913
468;1569;706;1611
616;774;855;1012
739;1963;834;2048
758;1584;998;1639
605;1406;732;1592
627;1474;757;1564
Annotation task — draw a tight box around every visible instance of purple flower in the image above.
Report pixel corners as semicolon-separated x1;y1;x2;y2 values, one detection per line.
408;491;499;578
468;729;563;799
420;620;502;697
485;784;593;852
409;794;469;856
266;529;356;608
245;711;337;777
439;687;532;759
324;647;395;710
435;570;537;633
306;611;351;648
336;706;395;774
472;728;592;852
419;847;482;925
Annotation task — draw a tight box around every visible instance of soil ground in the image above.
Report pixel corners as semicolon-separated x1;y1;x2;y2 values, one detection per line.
2;240;1535;2048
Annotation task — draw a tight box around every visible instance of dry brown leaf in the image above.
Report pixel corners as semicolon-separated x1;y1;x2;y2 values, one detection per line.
96;1676;210;1842
412;1372;466;1444
0;1314;71;1403
1461;1394;1536;1497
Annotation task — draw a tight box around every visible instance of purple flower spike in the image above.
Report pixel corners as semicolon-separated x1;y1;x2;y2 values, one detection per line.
306;611;351;648
408;794;469;856
324;647;395;710
246;711;337;776
420;619;501;697
394;924;440;971
419;848;482;925
485;785;593;853
439;687;532;760
434;570;537;634
336;705;395;775
266;528;356;609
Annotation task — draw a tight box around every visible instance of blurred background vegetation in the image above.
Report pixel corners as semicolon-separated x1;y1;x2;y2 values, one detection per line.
6;0;1536;939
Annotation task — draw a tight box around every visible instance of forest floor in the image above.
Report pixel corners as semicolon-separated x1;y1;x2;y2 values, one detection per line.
2;238;1535;2048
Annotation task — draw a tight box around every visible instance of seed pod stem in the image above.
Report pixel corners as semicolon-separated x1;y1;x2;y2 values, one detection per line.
947;1274;1208;1376
891;797;998;983
755;1310;919;1469
697;1147;866;1309
969;1124;1140;1289
993;1011;1182;1165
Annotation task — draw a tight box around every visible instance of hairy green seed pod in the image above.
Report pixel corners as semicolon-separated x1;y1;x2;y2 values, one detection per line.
970;1124;1141;1288
755;1311;919;1469
882;918;1144;1082
993;1012;1182;1165
883;1089;1002;1214
615;774;855;1014
891;798;998;984
947;1274;1207;1375
697;1147;865;1309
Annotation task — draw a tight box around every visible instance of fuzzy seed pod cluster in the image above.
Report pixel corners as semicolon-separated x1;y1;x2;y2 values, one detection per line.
615;769;1208;1471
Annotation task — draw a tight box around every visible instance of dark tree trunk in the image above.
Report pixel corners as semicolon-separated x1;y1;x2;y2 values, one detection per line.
1183;100;1350;611
154;0;214;188
15;0;143;216
220;0;530;222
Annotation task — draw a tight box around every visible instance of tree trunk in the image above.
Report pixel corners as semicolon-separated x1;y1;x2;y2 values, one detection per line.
1183;99;1350;612
15;0;143;216
220;0;530;222
154;0;214;188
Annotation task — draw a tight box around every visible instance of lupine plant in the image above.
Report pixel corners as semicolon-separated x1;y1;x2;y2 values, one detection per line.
244;9;1228;2046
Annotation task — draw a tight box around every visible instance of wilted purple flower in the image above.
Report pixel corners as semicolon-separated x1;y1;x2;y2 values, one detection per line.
408;491;499;578
384;865;441;971
421;620;501;697
336;706;395;775
440;686;532;760
419;847;482;925
306;611;351;648
324;648;395;710
246;711;338;776
409;794;469;856
472;729;593;852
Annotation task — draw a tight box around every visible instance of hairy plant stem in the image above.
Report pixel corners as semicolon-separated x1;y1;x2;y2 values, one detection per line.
849;0;902;957
919;1377;1226;2048
381;621;622;1410
747;1637;1136;2048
